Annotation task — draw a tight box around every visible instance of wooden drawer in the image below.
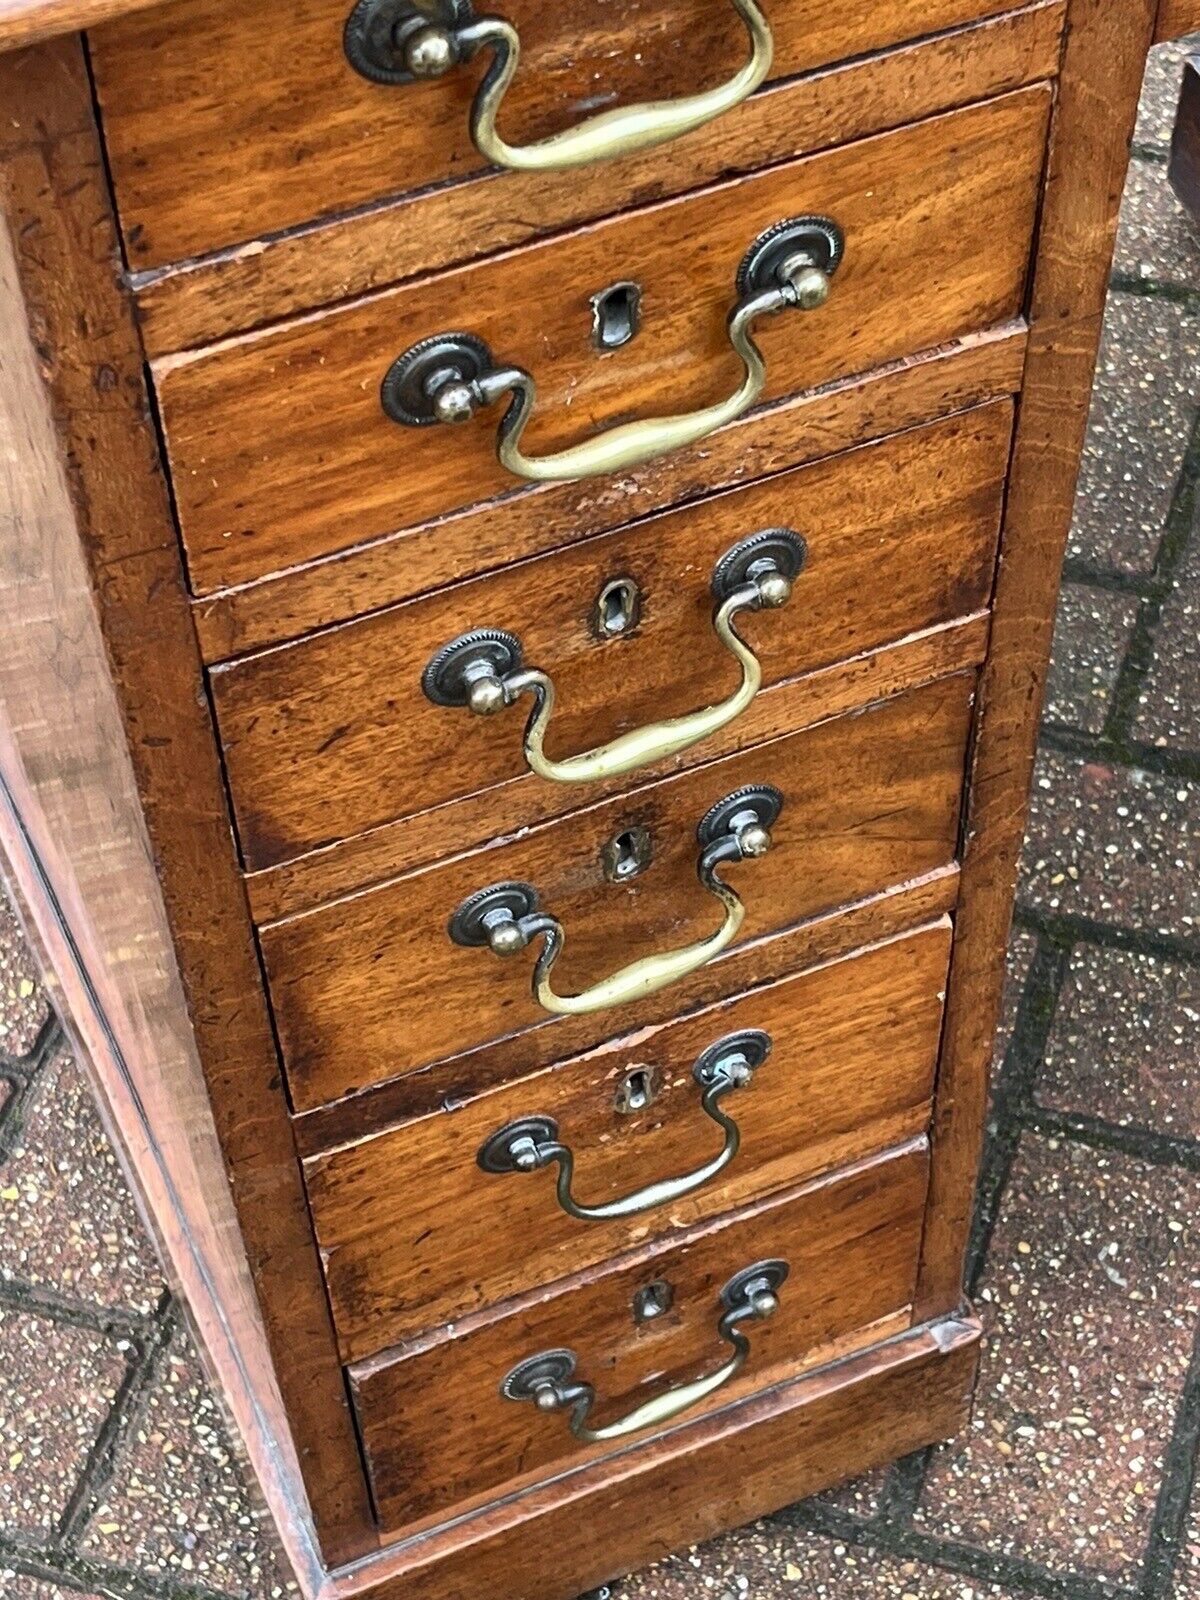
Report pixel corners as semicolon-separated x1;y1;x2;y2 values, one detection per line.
91;0;1027;273
155;89;1049;595
260;671;973;1111
351;1138;929;1533
212;405;1009;872
307;922;950;1362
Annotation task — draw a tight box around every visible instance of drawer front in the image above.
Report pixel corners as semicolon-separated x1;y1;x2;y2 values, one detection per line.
213;405;1009;871
93;0;1024;272
260;671;973;1111
156;89;1049;595
308;922;950;1362
351;1139;929;1532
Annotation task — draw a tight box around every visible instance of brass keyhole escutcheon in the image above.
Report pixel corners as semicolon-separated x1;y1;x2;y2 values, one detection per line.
614;1064;661;1115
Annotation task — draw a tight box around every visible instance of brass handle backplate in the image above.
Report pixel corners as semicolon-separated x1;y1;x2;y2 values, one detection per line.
500;1258;786;1443
448;784;782;1017
477;1029;771;1220
422;529;807;785
380;215;844;484
344;0;772;172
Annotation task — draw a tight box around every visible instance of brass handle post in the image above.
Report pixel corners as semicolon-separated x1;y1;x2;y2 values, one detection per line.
345;0;773;171
501;1259;786;1442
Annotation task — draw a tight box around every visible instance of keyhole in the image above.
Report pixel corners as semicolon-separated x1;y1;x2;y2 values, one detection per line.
592;575;641;638
632;1279;674;1324
601;824;652;883
624;1069;651;1110
614;1062;661;1114
590;280;642;350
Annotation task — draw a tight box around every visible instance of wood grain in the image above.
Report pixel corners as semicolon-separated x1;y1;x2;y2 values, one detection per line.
194;327;1027;666
0;0;158;49
351;1141;929;1530
249;614;989;926
329;1313;979;1598
261;672;974;1111
295;868;962;1151
90;0;1025;271
128;2;1066;356
307;923;949;1361
1156;0;1200;38
154;89;1050;594
213;404;1011;871
0;39;377;1566
913;0;1161;1321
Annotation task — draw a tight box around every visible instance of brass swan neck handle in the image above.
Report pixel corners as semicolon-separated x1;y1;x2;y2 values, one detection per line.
345;0;773;172
381;216;844;485
448;785;783;1018
477;1030;771;1221
422;530;808;786
500;1259;787;1442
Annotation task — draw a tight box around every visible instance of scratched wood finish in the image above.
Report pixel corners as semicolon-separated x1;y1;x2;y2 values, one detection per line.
912;0;1162;1323
252;616;988;927
128;3;1066;357
261;672;973;1111
1156;0;1200;36
89;0;1023;271
351;1140;928;1531
212;405;1009;871
155;90;1050;595
334;1316;979;1600
0;0;157;46
296;870;962;1154
0;39;376;1572
195;329;1027;666
307;923;950;1361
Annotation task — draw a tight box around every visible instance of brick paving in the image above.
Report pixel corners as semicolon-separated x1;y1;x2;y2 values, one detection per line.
1;40;1199;1600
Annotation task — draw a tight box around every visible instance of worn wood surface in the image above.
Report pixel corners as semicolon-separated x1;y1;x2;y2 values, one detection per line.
1170;57;1200;223
1156;0;1200;38
297;868;962;1153
0;0;156;48
0;40;377;1567
155;90;1049;595
91;0;1024;272
352;1141;928;1530
262;672;973;1111
913;0;1162;1322
308;924;949;1361
194;329;1026;666
129;2;1065;356
251;615;989;926
0;83;321;1600
329;1315;979;1599
213;406;1009;871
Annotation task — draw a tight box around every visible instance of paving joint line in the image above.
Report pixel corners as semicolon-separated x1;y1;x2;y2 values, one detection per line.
1040;722;1200;783
1108;274;1200;308
965;933;1072;1292
0;1015;66;1163
773;1497;1136;1600
1014;906;1200;966
1139;1318;1200;1599
54;1290;181;1551
0;1529;239;1600
873;1446;933;1528
0;1010;63;1078
1021;1105;1200;1170
0;1273;160;1343
1101;402;1200;754
1059;562;1161;600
